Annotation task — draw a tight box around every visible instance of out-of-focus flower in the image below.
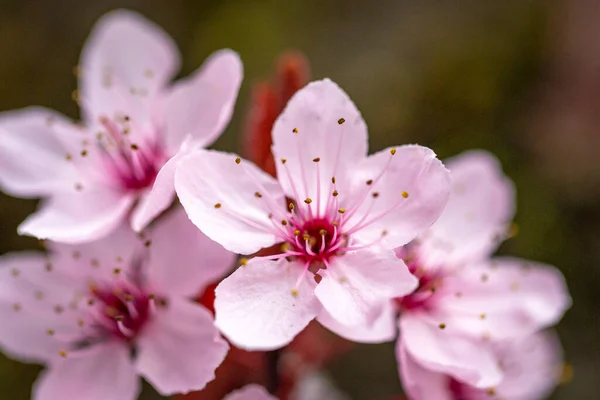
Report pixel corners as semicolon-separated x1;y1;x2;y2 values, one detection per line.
175;78;451;350
0;10;242;243
325;150;571;391
223;370;348;400
398;331;564;400
0;207;233;399
224;384;276;400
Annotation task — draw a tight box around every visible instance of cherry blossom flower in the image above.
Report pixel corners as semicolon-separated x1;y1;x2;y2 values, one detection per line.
224;371;348;400
0;207;233;400
0;10;242;243
175;78;451;350
321;150;571;389
398;331;564;400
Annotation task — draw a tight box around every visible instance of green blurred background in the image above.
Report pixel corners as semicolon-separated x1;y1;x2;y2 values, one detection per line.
0;0;598;399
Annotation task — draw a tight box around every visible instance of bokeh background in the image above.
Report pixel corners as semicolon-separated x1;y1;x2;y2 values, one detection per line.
0;0;598;399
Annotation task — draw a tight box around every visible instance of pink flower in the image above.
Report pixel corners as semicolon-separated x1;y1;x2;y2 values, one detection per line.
322;150;571;389
398;331;564;400
224;385;276;400
175;79;451;350
0;10;242;243
0;207;233;399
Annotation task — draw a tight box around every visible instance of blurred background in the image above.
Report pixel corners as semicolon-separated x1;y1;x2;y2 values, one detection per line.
0;0;598;399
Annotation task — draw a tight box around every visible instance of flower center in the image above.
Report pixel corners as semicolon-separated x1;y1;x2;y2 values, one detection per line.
97;116;164;191
287;217;343;264
394;253;440;311
90;283;152;341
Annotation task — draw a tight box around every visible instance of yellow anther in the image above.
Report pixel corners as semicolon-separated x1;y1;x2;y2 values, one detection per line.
332;190;339;197
281;158;287;164
401;191;409;198
338;208;345;214
480;313;486;320
337;118;345;125
560;362;574;385
254;192;262;198
372;192;380;198
304;198;312;204
148;294;156;300
486;388;496;396
113;268;122;275
390;148;397;155
332;221;339;227
313;157;320;162
319;229;327;236
65;153;72;161
381;229;388;237
291;288;299;297
281;220;288;226
130;144;139;150
214;203;222;209
303;233;310;241
235;157;241;164
144;240;151;247
59;350;68;358
288;203;295;211
331;176;336;184
292;127;298;133
240;258;248;266
46;329;55;336
294;230;300;236
366;179;373;185
80;149;88;157
438;323;446;329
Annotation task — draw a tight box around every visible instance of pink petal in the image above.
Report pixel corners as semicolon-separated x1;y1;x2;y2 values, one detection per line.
480;331;562;399
314;249;417;326
291;371;349;400
271;79;368;214
397;340;453;400
434;257;570;340
214;258;321;350
0;107;81;198
224;384;276;400
0;253;79;362
131;136;200;232
347;145;451;249
18;190;134;243
135;298;228;395
175;150;284;255
417;150;515;267
400;313;503;389
79;10;179;127
163;49;243;153
145;207;235;297
317;300;397;343
33;342;140;400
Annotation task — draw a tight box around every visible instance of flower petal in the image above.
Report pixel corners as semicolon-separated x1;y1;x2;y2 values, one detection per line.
347;145;451;249
317;300;397;343
417;150;515;267
145;207;235;297
214;257;321;350
400;312;503;389
434;257;571;340
0;253;79;362
136;298;228;395
79;10;179;126
0;107;82;198
483;331;562;400
175;150;284;255
315;248;417;326
131;136;200;232
18;190;134;243
223;384;276;400
33;342;140;400
271;79;368;215
163;49;243;153
397;340;453;400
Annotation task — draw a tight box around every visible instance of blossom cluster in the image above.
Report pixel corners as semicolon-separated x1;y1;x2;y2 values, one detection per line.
0;10;570;400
